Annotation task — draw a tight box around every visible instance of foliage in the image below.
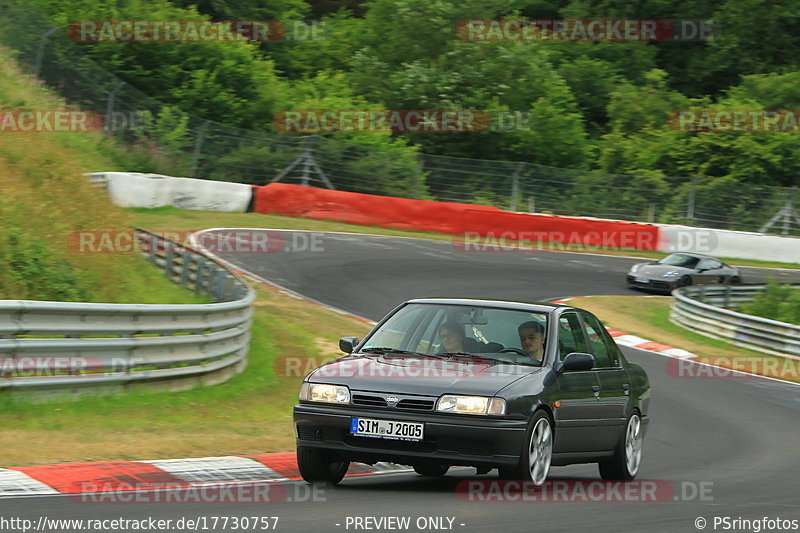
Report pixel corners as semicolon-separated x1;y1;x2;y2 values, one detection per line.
739;281;800;325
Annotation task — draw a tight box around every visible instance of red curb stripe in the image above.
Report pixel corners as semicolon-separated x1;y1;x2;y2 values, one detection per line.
246;452;300;480
11;462;186;494
606;329;625;337
245;452;392;480
634;341;674;352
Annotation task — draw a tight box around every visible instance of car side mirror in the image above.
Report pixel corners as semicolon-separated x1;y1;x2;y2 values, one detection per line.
556;353;595;374
339;336;359;354
697;268;708;272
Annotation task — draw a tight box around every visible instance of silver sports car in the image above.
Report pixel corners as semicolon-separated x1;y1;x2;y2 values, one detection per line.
626;252;742;292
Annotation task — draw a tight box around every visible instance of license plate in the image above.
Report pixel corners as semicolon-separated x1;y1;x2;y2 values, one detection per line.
350;417;424;441
634;277;650;283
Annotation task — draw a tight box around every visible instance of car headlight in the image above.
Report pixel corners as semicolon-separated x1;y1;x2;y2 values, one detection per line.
630;264;642;273
436;395;506;415
662;271;681;278
299;382;350;404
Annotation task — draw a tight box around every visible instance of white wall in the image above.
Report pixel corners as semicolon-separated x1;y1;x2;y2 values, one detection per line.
657;224;800;263
94;173;252;212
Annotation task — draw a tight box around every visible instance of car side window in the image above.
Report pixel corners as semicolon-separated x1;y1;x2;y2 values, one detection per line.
579;314;615;368
558;313;588;361
698;258;721;270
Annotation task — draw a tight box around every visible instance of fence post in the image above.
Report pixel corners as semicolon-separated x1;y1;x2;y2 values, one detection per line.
34;27;59;80
687;177;697;222
189;120;210;178
104;81;126;134
510;162;523;212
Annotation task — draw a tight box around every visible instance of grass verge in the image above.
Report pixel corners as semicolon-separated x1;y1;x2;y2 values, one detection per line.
569;295;799;384
0;284;371;466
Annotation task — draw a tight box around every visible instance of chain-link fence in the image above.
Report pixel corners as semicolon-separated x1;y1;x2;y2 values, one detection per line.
2;2;797;235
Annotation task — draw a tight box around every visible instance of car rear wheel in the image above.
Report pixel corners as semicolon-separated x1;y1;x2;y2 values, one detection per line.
599;411;643;480
297;447;349;485
729;275;742;284
413;463;450;477
499;410;553;486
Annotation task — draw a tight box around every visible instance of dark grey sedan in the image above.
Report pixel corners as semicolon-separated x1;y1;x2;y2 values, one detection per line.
626;252;741;292
293;298;650;486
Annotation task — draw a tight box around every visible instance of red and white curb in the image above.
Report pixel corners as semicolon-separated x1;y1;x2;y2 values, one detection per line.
0;454;410;497
550;298;696;359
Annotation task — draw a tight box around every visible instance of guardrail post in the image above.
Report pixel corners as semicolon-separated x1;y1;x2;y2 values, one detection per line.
215;270;227;302
195;259;206;294
724;285;732;308
146;234;158;262
180;252;191;287
164;244;174;278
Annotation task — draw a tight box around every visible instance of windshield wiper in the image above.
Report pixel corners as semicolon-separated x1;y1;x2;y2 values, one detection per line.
360;347;422;355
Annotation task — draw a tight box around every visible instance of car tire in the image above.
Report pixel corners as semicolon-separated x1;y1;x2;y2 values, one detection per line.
729;275;742;284
498;410;553;486
598;410;643;481
678;275;692;287
297;446;349;485
413;463;450;477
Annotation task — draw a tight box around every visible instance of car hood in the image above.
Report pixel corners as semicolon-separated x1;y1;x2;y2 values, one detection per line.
306;354;540;396
633;263;692;277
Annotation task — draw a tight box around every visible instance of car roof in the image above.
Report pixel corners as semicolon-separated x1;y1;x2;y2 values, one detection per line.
664;252;719;260
406;297;574;313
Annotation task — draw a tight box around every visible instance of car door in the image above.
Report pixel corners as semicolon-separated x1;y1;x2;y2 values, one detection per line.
579;312;631;451
696;258;724;284
553;312;602;453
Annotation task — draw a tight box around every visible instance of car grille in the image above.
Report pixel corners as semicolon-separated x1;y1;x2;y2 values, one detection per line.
296;425;321;441
352;394;387;407
457;439;494;456
396;399;435;410
351;392;435;411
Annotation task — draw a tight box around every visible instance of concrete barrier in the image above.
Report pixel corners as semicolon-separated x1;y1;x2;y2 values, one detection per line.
93;172;253;212
658;224;800;263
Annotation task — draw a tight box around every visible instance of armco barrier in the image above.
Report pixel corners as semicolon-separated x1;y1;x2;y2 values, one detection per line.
670;285;800;359
253;183;660;250
0;229;255;396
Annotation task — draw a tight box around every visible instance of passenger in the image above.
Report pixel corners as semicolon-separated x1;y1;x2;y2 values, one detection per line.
518;321;545;362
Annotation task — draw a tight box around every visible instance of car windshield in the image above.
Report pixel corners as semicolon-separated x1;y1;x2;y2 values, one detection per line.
360;303;548;366
657;253;699;269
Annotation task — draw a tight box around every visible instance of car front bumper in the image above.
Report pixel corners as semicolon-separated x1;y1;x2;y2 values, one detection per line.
293;403;528;468
626;275;677;291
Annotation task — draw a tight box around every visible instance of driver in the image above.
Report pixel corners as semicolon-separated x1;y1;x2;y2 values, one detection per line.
438;322;478;353
518;321;545;362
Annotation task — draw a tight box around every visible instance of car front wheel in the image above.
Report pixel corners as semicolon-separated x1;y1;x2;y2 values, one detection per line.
297;447;349;485
598;410;643;480
499;410;553;486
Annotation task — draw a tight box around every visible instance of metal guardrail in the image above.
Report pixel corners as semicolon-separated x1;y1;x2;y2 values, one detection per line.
671;284;800;359
0;229;255;393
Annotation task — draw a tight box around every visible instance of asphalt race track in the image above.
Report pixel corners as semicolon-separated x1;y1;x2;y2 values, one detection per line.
2;230;799;533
